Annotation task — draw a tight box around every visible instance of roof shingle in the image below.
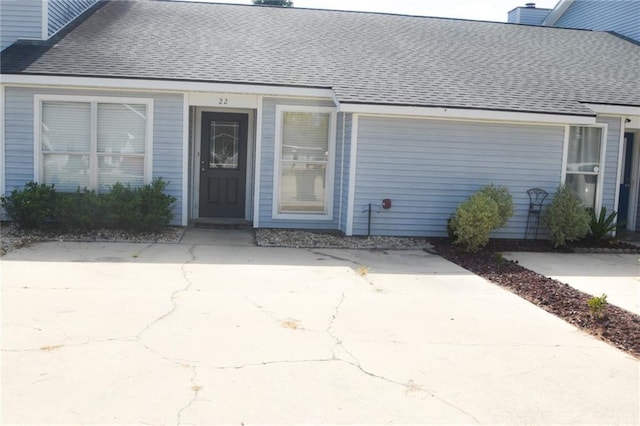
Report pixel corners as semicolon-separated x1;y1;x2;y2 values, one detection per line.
2;0;639;116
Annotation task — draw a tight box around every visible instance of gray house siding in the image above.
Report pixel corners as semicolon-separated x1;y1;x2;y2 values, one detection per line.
555;0;640;42
0;0;43;51
352;116;565;237
48;0;98;36
508;7;551;25
3;87;184;225
258;96;341;230
598;116;622;216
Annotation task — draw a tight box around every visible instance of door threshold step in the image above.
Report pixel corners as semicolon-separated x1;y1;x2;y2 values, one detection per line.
191;219;253;230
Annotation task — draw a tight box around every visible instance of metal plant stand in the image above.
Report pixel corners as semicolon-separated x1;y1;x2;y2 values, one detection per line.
525;188;548;239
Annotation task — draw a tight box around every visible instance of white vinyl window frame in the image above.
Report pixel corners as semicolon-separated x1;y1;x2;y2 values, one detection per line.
34;94;154;191
272;105;337;221
561;123;607;211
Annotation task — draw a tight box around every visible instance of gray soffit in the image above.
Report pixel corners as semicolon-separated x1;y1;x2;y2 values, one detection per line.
2;0;639;116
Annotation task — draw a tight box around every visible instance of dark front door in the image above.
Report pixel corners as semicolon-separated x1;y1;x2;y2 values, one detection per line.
618;133;634;227
199;112;248;218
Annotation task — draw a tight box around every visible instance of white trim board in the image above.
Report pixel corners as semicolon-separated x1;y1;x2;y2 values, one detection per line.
181;93;189;226
253;96;263;228
337;103;596;126
582;104;640;117
345;114;359;236
2;75;335;100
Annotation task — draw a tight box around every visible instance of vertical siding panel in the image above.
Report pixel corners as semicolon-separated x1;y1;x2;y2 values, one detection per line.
598;116;621;215
47;0;98;36
0;0;43;51
353;116;565;237
3;87;184;225
258;97;340;230
555;0;640;41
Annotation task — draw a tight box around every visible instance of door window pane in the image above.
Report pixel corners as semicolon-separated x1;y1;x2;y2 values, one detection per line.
279;111;330;214
210;121;239;169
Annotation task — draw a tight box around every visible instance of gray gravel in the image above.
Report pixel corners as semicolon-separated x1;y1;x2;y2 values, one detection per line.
255;228;433;250
1;222;184;256
2;224;432;256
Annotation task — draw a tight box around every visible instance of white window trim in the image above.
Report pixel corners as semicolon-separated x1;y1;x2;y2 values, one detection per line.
34;94;154;191
272;105;336;221
561;123;607;211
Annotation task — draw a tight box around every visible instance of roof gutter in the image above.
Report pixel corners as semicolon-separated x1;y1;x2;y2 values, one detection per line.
0;74;336;99
337;102;596;126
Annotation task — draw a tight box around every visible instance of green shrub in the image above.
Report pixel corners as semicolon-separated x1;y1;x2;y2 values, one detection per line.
479;184;514;228
136;179;176;231
103;179;175;232
54;189;104;232
541;185;590;247
1;182;57;229
450;192;501;253
587;207;619;241
587;293;608;319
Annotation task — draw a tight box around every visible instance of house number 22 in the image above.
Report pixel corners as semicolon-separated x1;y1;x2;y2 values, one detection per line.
218;98;229;105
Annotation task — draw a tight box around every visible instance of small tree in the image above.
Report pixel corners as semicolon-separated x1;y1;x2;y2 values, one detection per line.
252;0;293;6
541;185;590;247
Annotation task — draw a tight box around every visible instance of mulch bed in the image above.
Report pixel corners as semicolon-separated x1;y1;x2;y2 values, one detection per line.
432;239;640;359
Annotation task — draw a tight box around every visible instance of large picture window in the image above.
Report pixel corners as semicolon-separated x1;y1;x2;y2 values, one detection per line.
565;126;604;209
38;96;152;193
273;106;336;219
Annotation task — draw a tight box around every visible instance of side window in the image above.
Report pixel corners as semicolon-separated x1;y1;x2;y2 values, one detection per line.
565;126;603;209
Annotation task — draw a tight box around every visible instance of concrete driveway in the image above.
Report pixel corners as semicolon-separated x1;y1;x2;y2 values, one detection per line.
2;229;638;425
505;252;640;315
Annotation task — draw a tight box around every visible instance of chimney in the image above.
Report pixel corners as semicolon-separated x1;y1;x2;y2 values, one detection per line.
526;3;536;7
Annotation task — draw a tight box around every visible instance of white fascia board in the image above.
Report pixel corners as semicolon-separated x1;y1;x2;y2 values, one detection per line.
1;75;334;99
582;103;640;117
338;103;596;126
541;0;574;26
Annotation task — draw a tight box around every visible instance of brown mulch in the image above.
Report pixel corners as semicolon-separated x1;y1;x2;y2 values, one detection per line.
432;239;640;359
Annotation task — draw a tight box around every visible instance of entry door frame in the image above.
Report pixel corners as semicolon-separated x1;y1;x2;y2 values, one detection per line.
626;132;640;231
192;107;255;221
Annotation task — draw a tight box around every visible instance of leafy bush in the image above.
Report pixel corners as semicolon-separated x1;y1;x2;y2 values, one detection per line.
2;179;175;232
449;192;501;253
1;182;57;229
449;185;514;253
103;179;176;232
587;207;619;241
54;189;104;232
541;185;590;247
479;184;514;228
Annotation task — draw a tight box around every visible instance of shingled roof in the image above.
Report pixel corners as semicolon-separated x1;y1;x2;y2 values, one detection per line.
2;0;639;116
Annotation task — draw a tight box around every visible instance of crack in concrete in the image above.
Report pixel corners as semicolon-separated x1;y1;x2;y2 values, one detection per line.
323;291;480;423
339;358;480;423
216;358;338;370
176;364;199;426
326;293;359;364
137;245;197;341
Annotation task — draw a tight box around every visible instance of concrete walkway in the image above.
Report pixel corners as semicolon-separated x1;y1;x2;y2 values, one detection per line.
2;229;638;425
505;252;640;315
